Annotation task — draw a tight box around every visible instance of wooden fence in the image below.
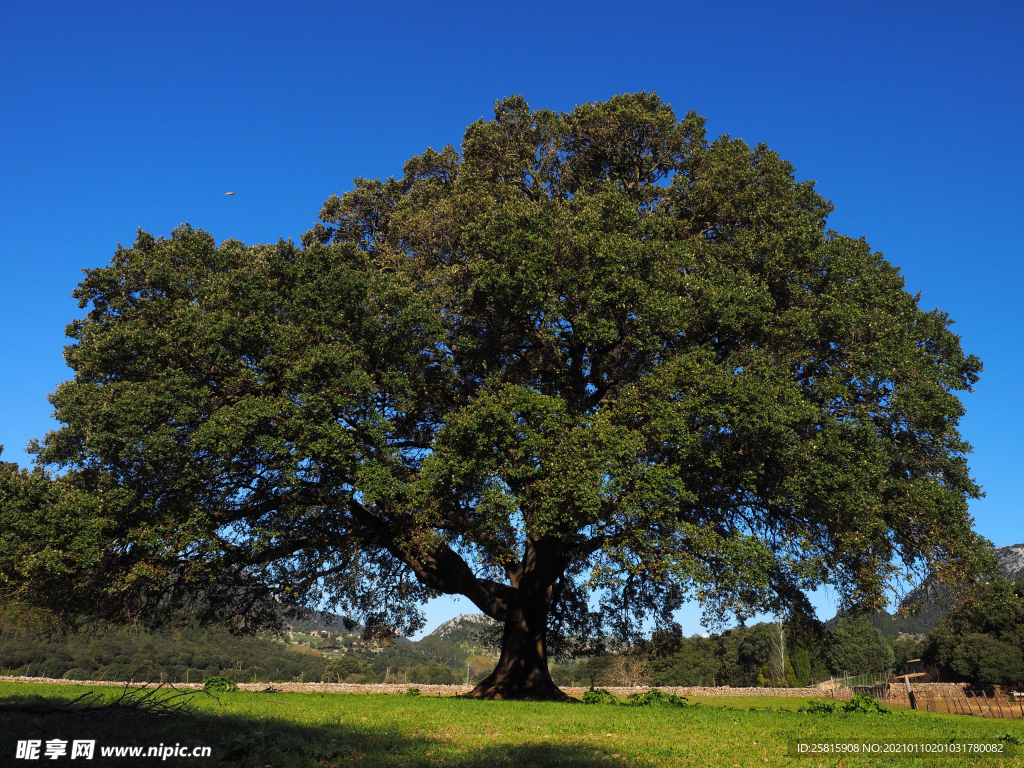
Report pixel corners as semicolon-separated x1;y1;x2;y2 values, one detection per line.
882;683;1024;719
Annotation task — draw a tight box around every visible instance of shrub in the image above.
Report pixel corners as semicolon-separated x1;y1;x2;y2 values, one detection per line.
203;675;238;692
582;687;618;705
799;693;888;715
845;692;889;714
625;688;688;708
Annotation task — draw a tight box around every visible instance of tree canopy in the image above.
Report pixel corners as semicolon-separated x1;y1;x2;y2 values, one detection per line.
824;616;895;676
20;93;990;699
0;452;105;622
925;576;1024;686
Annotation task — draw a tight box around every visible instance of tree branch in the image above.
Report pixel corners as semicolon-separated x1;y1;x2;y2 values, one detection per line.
347;498;516;621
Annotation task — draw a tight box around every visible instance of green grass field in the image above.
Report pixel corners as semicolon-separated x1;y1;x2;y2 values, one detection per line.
1;682;1021;767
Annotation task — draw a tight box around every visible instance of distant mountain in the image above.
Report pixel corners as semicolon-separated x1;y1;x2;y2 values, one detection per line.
279;613;499;668
997;543;1024;580
860;543;1024;638
280;609;419;645
899;543;1023;607
415;614;500;658
428;614;498;638
835;599;952;639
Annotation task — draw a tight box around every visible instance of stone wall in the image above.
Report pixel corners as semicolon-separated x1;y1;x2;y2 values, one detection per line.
1;676;843;698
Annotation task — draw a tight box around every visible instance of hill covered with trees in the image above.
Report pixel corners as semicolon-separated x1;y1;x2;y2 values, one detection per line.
4;548;1021;688
0;613;502;686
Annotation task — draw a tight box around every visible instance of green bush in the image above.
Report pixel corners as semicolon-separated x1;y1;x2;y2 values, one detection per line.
405;687;420;696
582;687;618;705
845;692;889;714
203;675;238;692
625;688;688;708
799;693;888;715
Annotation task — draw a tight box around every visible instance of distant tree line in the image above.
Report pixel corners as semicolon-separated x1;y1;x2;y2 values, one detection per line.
573;574;1024;690
0;612;906;687
551;617;886;689
0;622;327;684
0;614;504;686
3;575;1021;688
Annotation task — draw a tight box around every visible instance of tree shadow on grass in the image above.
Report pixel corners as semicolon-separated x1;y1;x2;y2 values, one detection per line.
0;693;628;767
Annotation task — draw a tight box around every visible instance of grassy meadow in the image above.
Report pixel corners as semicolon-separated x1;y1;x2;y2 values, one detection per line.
1;682;1021;767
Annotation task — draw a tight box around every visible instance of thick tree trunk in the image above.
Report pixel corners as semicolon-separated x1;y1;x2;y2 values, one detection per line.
463;602;573;701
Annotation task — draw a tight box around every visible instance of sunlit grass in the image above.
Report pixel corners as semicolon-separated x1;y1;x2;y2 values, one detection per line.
1;682;1019;766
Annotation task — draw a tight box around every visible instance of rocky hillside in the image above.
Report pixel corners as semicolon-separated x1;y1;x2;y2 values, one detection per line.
414;614;500;659
997;543;1024;580
872;542;1024;638
430;613;498;639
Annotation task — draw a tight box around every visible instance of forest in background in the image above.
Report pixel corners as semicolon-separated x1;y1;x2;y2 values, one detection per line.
0;611;951;689
3;546;1021;689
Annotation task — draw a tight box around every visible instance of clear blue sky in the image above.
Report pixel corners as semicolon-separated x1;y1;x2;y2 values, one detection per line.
2;1;1021;635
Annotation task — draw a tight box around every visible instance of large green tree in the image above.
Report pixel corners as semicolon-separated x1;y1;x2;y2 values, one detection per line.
0;450;106;622
824;616;895;676
925;576;1024;686
28;94;989;700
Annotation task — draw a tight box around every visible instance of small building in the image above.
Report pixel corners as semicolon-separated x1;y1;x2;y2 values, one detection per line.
902;659;930;681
